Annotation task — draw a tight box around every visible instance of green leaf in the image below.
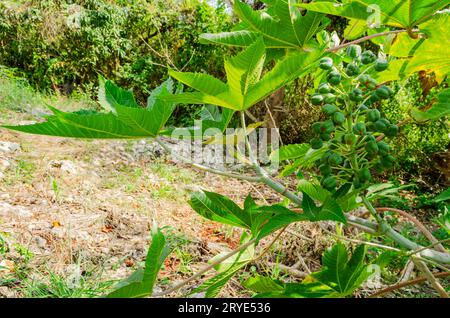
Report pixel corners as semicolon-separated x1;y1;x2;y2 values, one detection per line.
3;107;152;139
189;191;307;240
167;37;323;111
246;277;334;298
3;79;180;139
225;37;266;99
388;13;450;83
254;205;308;240
188;191;250;229
107;228;172;298
434;187;450;203
270;143;310;162
298;0;450;29
244;49;323;108
312;243;373;297
243;275;285;293
411;88;450;122
233;0;328;49
200;30;262;47
301;193;347;224
192;234;255;298
98;76;139;113
343;19;367;40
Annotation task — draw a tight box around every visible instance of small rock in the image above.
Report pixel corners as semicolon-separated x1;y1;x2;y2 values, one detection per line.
0;286;16;298
0;158;11;171
35;236;47;248
0;141;20;153
0;171;4;180
0;202;32;218
48;160;79;175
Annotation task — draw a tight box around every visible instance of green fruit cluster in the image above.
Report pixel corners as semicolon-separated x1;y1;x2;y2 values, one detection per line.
311;46;399;192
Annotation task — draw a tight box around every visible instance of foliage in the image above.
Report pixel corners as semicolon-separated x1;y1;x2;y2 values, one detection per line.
2;0;450;299
107;227;173;298
0;0;231;123
243;243;373;298
381;76;449;179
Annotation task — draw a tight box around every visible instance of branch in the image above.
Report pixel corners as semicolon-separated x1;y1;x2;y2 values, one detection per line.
267;262;308;278
376;207;447;253
412;258;449;298
155;137;261;182
152;238;257;297
368;272;450;298
326;29;410;53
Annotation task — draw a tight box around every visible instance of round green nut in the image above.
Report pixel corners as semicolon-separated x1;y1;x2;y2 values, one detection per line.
366;122;376;132
374;58;389;72
374;119;388;132
377;141;390;156
365;140;379;154
311;94;324;105
381;155;395;168
320;133;332;141
323;93;337;104
346;63;361;76
368;92;381;104
353;122;367;135
346;44;362;59
361;50;376;65
375;86;391;99
322;104;338;115
310;138;323;149
319;164;332;176
319;57;333;70
327;71;342;85
358;167;371;182
385;124;399;137
343;133;357;145
365;133;376;142
322;120;335;133
328;152;343;166
318;83;332;94
322;176;337;191
333;112;346;125
358;104;368;112
366;109;381;122
312;122;323;134
374;161;385;173
349;88;363;102
366;79;378;90
321;151;332;164
352;176;362;189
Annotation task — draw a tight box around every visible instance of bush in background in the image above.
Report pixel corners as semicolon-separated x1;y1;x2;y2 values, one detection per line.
0;0;231;123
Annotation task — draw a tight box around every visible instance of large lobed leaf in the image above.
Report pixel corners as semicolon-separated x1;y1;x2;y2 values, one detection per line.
2;79;180;139
166;37;324;111
312;243;374;297
298;0;450;29
200;0;328;49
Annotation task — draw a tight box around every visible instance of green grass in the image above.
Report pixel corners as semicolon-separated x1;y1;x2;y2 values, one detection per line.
1;158;37;186
0;66;97;121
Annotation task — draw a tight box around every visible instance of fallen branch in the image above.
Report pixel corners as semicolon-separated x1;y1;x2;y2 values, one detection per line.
368;272;450;298
376;207;447;253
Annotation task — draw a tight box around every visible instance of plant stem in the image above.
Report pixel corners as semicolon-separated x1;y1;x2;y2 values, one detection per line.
326;30;410;53
368;272;450;298
155;137;261;182
152;238;257;297
376;207;447;253
412;258;449;298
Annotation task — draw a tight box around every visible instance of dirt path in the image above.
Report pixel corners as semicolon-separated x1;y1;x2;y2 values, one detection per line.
0;117;284;297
